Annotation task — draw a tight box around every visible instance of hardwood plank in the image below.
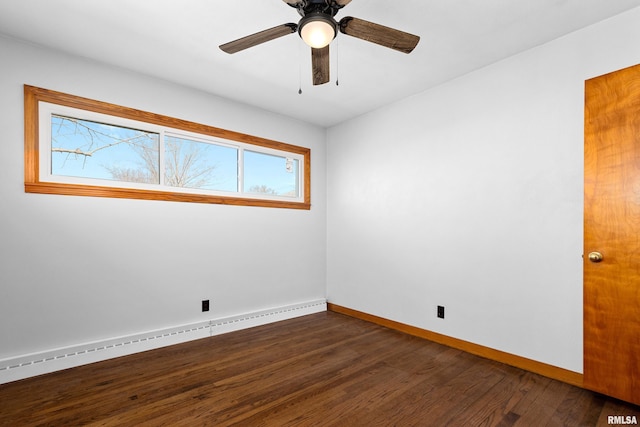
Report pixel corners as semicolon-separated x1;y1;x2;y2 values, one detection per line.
1;312;639;426
548;387;606;427
448;369;525;426
512;378;572;426
250;335;457;426
328;303;583;387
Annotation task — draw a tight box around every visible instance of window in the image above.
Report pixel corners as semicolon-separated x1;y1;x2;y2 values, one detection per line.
24;85;311;209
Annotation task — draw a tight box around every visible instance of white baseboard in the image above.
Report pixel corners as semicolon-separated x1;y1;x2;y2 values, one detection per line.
0;299;326;385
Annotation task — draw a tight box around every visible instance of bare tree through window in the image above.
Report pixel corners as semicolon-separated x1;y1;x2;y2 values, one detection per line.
51;116;225;189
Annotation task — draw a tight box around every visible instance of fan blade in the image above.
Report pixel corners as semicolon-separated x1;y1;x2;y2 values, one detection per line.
220;23;297;54
339;17;419;54
335;0;352;6
311;46;330;85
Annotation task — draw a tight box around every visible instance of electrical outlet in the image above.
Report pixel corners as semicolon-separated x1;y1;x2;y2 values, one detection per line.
202;300;210;312
437;305;445;319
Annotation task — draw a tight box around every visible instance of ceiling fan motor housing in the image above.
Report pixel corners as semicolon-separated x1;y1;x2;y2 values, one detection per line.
291;0;344;18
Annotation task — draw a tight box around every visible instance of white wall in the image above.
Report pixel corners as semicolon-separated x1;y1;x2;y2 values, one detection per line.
4;6;640;380
326;7;640;373
0;36;326;360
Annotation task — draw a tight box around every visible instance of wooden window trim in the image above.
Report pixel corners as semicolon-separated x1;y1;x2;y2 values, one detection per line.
24;85;311;210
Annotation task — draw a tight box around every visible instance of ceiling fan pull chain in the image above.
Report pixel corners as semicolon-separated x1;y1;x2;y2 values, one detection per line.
336;37;339;86
298;39;303;94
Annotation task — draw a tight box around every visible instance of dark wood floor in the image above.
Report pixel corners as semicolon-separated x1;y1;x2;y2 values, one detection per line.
1;311;638;426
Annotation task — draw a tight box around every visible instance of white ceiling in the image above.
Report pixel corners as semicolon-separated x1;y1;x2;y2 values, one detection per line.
2;0;640;127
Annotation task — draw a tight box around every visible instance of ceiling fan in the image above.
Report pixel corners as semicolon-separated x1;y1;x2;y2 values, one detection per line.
219;0;420;86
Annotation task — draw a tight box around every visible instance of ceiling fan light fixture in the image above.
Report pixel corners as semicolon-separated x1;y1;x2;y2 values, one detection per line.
299;13;337;49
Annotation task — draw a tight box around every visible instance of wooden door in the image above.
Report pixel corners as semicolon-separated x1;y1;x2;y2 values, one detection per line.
584;63;640;406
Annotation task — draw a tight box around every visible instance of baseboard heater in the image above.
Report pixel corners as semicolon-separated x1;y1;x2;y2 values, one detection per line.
0;299;326;385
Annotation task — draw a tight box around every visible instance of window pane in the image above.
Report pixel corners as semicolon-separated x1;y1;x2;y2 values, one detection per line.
30;87;310;208
51;115;160;184
244;150;299;197
164;136;238;192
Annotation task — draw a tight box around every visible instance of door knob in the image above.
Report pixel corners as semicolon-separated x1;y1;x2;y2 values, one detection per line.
588;252;603;263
